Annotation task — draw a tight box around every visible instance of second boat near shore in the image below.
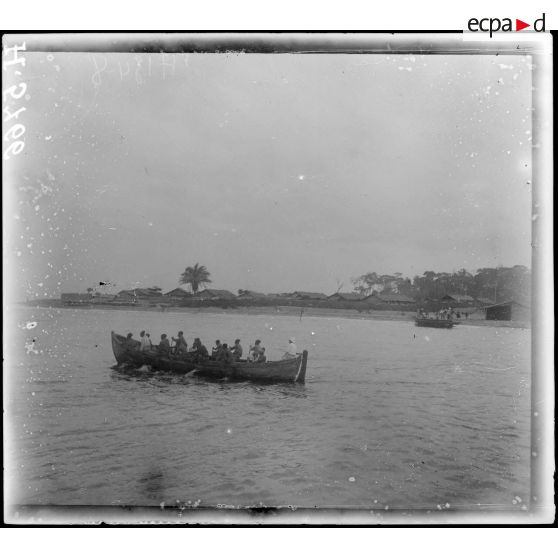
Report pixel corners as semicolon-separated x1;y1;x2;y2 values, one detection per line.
414;317;455;329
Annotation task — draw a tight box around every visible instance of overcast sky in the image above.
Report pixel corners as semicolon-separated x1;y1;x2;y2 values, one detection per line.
9;50;532;297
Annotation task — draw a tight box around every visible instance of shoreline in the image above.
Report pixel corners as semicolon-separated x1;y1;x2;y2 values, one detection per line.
17;301;530;329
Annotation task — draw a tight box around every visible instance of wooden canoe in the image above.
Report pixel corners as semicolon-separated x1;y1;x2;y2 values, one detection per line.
111;331;197;373
111;332;308;382
192;351;309;383
415;318;454;329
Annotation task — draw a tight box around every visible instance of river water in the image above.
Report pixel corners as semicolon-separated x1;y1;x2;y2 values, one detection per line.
5;306;531;515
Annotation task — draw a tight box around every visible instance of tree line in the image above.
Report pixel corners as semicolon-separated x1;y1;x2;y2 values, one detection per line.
148;263;529;304
351;266;530;303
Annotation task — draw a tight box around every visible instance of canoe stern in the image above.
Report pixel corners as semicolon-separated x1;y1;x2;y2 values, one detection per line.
294;350;308;383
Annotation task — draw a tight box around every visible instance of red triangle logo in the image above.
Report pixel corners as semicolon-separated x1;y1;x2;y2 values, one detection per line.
516;19;530;31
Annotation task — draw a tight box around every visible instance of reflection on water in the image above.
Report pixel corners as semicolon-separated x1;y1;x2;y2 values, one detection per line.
111;366;308;400
6;307;530;512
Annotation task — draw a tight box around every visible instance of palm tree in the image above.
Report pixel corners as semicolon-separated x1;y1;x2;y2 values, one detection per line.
179;263;212;294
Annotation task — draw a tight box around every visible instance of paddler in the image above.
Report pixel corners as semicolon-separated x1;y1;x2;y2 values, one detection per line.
190;338;209;362
248;339;263;361
212;340;223;360
139;330;152;352
255;347;267;363
158;334;171;357
172;331;188;355
219;343;234;365
124;332;137;350
282;337;297;359
231;339;243;361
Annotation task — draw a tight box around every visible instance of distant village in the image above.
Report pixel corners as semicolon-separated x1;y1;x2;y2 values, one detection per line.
59;286;530;322
54;263;531;322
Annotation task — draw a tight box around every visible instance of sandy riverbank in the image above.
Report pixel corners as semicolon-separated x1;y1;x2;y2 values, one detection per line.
20;301;530;329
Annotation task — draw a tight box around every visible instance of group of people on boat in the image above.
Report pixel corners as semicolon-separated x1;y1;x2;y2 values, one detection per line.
123;331;298;364
210;339;249;364
417;308;467;320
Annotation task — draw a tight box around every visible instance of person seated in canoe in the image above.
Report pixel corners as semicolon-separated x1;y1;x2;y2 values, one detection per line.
231;339;243;361
172;331;188;355
219;343;234;365
248;339;262;361
255;347;267;363
158;334;171;357
139;330;152;352
190;338;209;362
211;340;223;360
282;337;297;360
124;332;137;351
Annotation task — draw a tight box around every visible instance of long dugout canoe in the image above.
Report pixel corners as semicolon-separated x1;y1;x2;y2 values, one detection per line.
112;331;308;382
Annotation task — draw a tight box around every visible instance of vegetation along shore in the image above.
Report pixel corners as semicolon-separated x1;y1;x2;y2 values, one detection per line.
40;263;530;327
